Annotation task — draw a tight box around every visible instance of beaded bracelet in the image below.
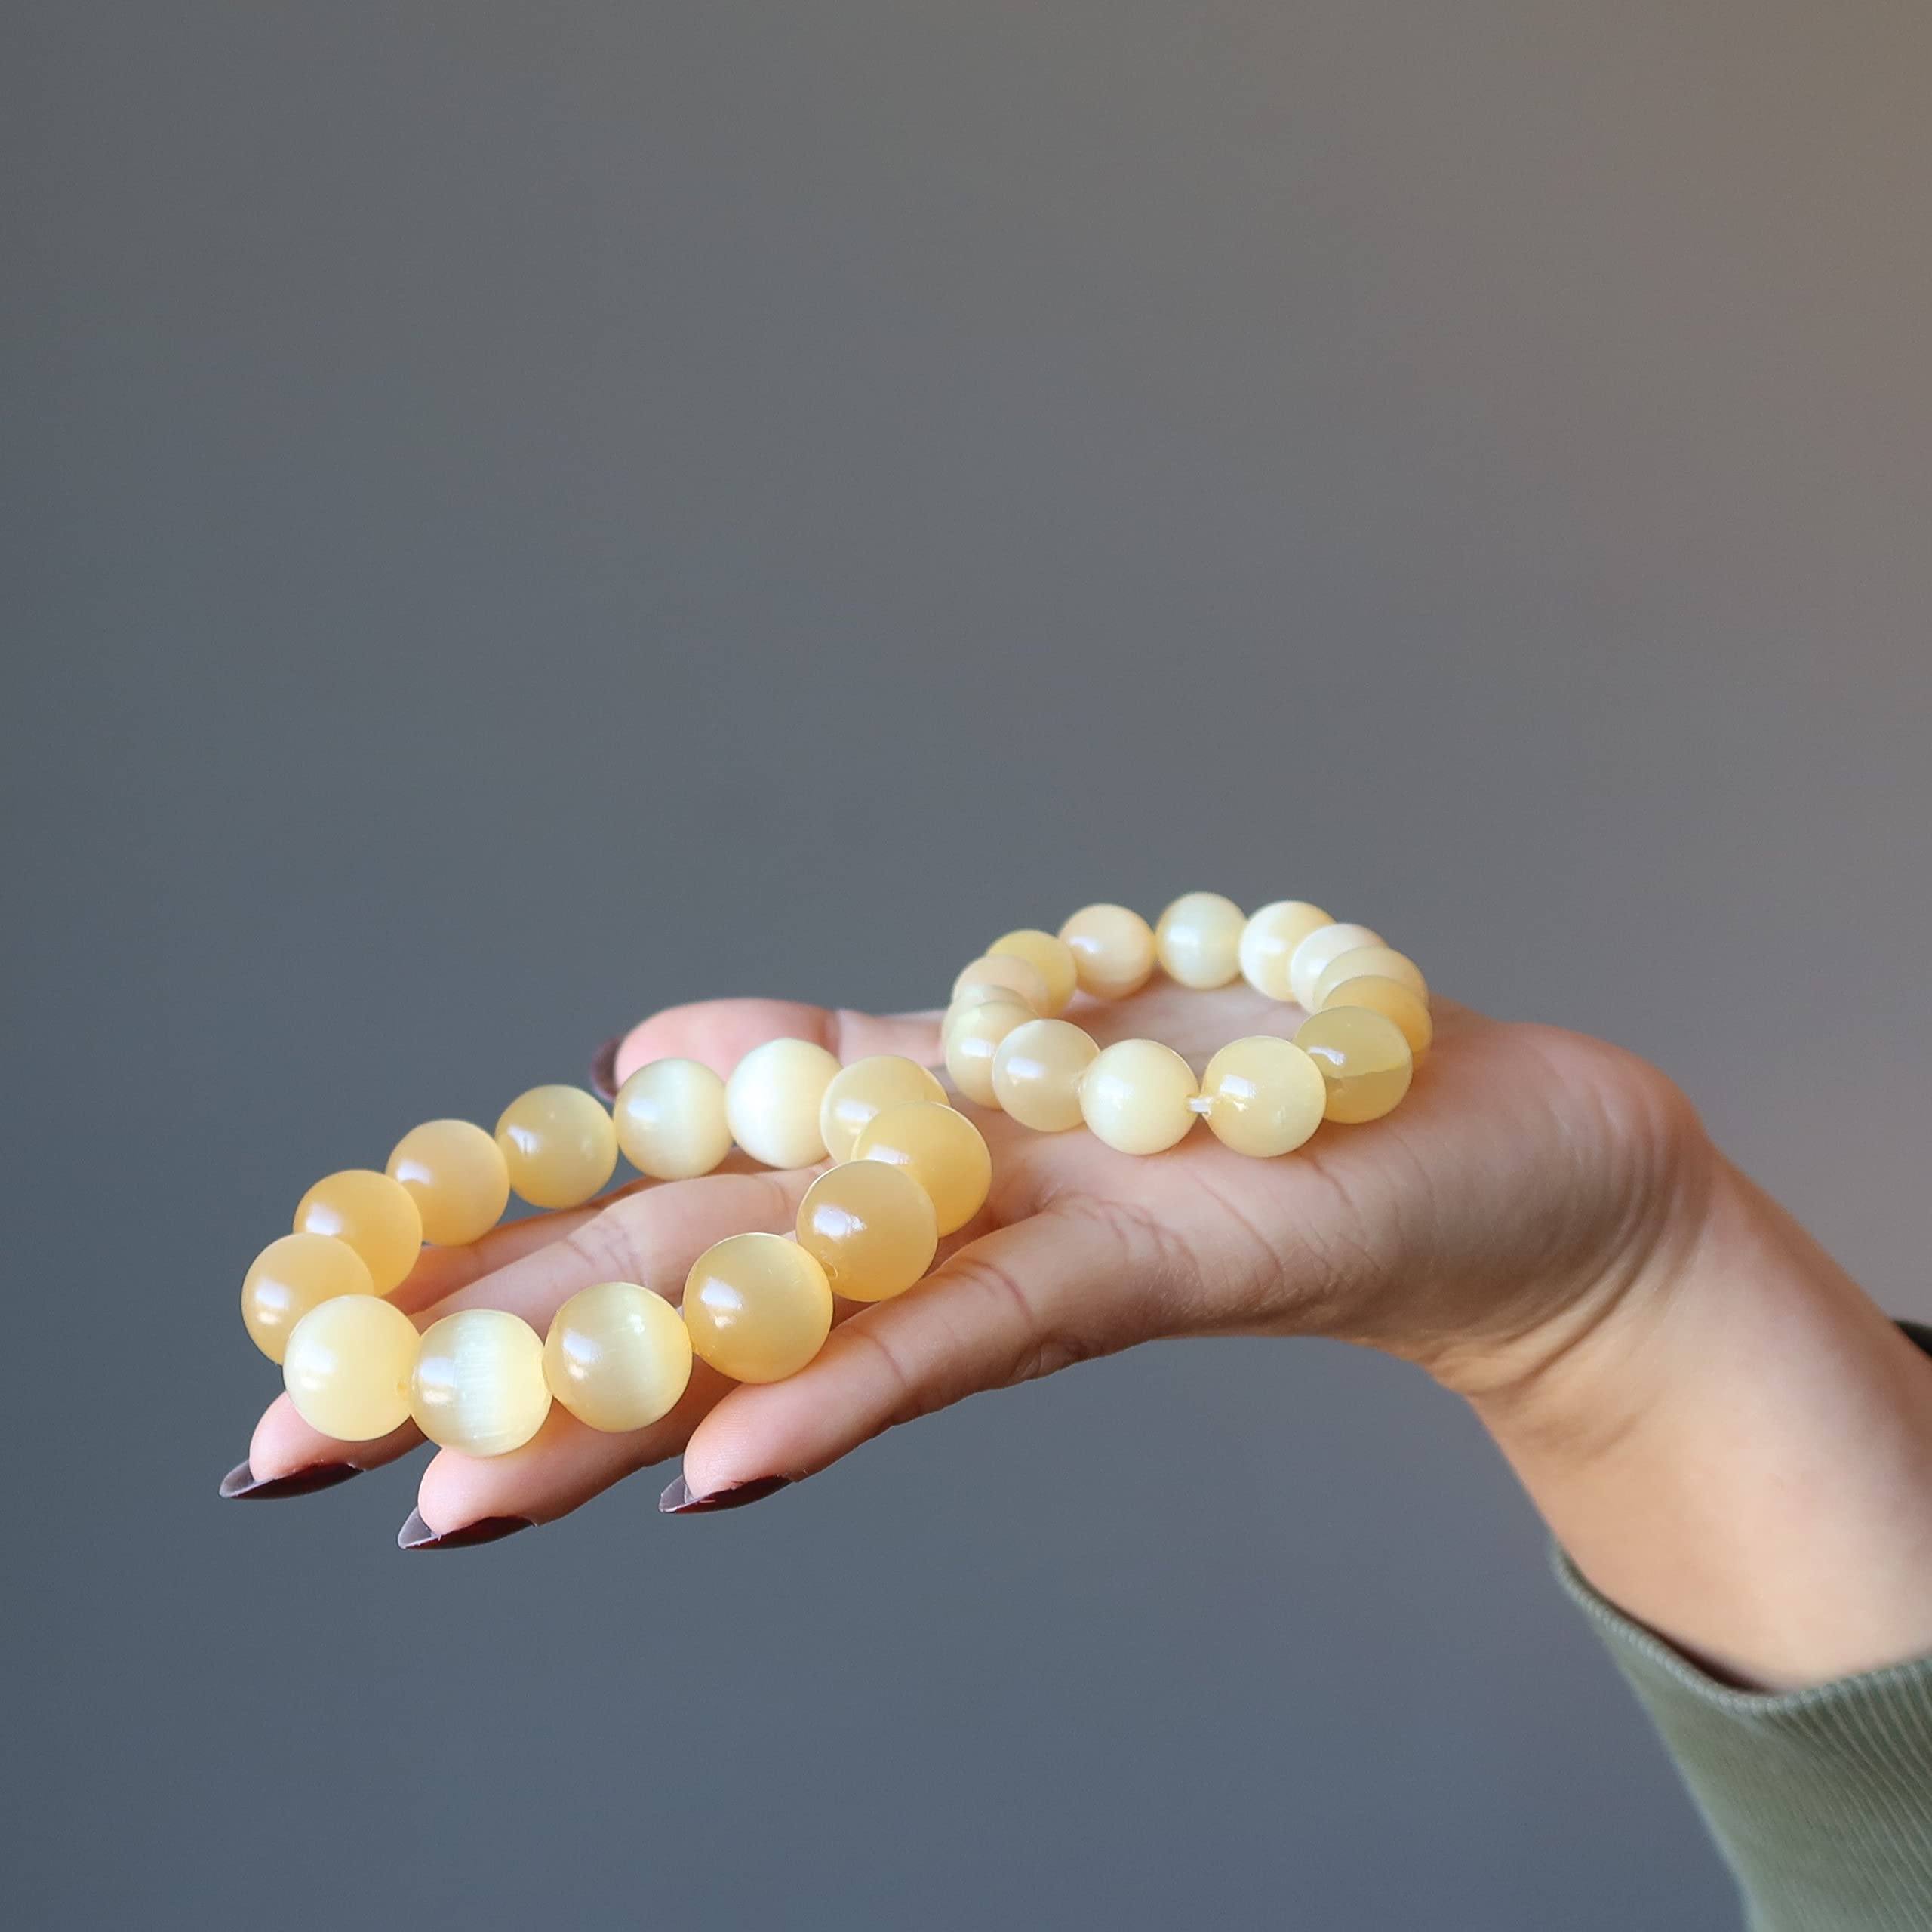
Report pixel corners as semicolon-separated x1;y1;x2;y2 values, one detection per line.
240;1047;992;1459
940;894;1430;1158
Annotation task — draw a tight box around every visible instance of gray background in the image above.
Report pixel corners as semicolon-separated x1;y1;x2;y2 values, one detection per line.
6;5;1930;1927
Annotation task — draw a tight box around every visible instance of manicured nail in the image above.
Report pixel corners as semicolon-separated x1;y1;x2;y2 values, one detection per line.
219;1458;361;1500
658;1473;792;1515
589;1033;623;1102
396;1508;535;1551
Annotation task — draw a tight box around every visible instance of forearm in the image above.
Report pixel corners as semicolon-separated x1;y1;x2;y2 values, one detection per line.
1469;1157;1932;1691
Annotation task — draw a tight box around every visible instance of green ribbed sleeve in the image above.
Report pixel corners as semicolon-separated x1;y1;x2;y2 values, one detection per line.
1560;1320;1932;1932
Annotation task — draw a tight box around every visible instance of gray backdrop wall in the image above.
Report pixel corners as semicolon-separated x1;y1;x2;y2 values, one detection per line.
7;5;1930;1927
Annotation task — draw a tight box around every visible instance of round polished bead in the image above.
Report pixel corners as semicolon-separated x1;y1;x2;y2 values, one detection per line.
795;1159;938;1303
991;1018;1099;1131
1287;922;1384;1011
724;1038;841;1169
294;1169;423;1296
683;1232;835;1383
1238;901;1334;1001
944;997;1034;1106
1079;1038;1200;1154
386;1119;511;1247
988;929;1078;1016
952;953;1051;1014
1058;903;1156;1000
1201;1035;1328;1157
1294;1005;1414;1123
494;1085;619;1209
1319;973;1434;1057
241;1232;375;1363
614;1058;732;1180
282;1294;420;1441
852;1100;992;1236
410;1308;552;1456
543;1281;694;1432
1155;892;1246;989
1312;944;1429;1010
819;1054;948;1162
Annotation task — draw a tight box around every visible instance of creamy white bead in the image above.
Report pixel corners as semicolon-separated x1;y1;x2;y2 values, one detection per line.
1238;901;1333;1001
1079;1038;1199;1153
1201;1035;1328;1156
819;1054;948;1161
1058;903;1156;1000
543;1281;694;1432
1287;921;1384;1011
1155;892;1246;989
724;1038;842;1168
991;1018;1098;1131
410;1308;552;1457
944;998;1033;1107
282;1294;420;1441
614;1058;733;1180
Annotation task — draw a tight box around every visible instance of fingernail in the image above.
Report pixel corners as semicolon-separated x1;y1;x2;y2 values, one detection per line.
219;1458;361;1500
396;1508;536;1551
658;1473;792;1515
589;1033;623;1102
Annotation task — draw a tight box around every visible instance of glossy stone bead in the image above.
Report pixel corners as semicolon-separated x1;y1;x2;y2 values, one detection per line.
614;1058;732;1180
1155;892;1246;989
494;1085;619;1209
410;1308;552;1456
1312;945;1429;1010
852;1100;992;1236
1294;1006;1414;1124
1287;921;1385;1012
724;1038;841;1169
282;1294;420;1441
1058;903;1156;1001
1201;1035;1328;1157
386;1119;511;1247
1238;901;1334;1001
543;1281;694;1432
241;1232;375;1363
795;1158;937;1303
991;1018;1098;1131
818;1054;948;1162
294;1169;424;1296
1319;973;1434;1057
1079;1039;1199;1153
683;1232;835;1383
951;953;1051;1014
944;997;1034;1106
988;928;1078;1016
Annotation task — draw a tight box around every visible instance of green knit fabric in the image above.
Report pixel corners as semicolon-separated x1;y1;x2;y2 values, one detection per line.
1560;1320;1932;1931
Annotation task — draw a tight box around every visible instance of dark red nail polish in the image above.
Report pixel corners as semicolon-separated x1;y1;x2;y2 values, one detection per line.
589;1034;623;1102
658;1473;792;1515
396;1508;536;1550
220;1458;361;1500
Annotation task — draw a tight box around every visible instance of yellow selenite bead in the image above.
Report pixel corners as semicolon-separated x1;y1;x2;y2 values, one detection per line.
819;1054;947;1162
991;1018;1099;1132
1058;903;1156;1000
988;928;1078;1016
282;1294;420;1441
1238;901;1334;1001
853;1100;992;1236
410;1308;552;1457
1320;974;1434;1057
543;1281;694;1432
386;1119;511;1247
294;1168;423;1296
1155;892;1246;989
1312;945;1429;1010
1287;922;1383;1011
242;1232;375;1364
683;1232;835;1383
952;953;1051;1014
614;1059;732;1180
1294;1006;1414;1124
724;1037;842;1168
795;1159;937;1303
494;1085;619;1209
1201;1035;1328;1157
944;997;1034;1107
1079;1038;1200;1153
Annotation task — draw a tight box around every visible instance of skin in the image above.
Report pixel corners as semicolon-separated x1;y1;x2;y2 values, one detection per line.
241;983;1932;1690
